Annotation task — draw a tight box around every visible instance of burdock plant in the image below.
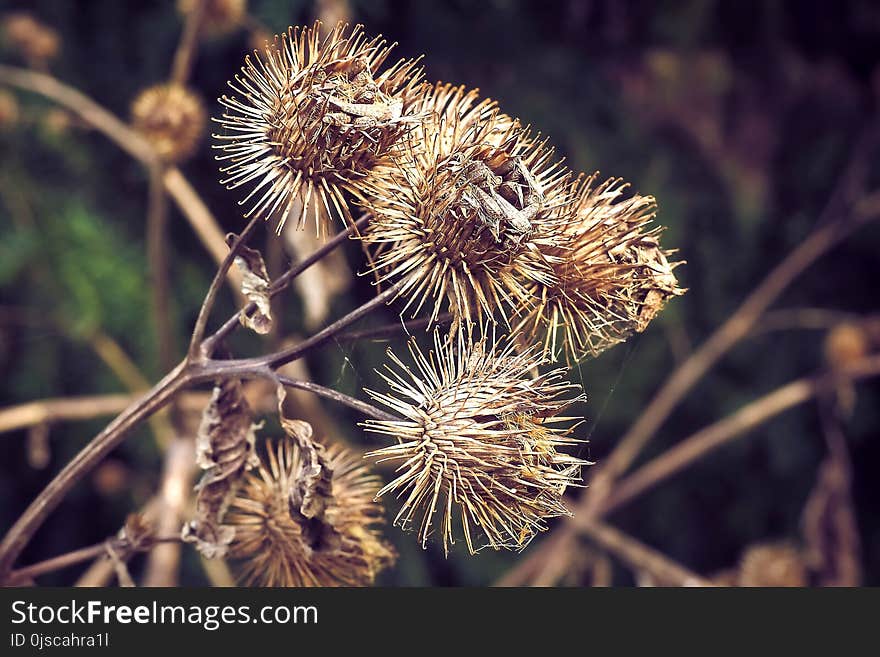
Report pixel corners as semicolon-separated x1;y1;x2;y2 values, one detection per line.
214;22;424;231
364;329;588;554
0;19;683;588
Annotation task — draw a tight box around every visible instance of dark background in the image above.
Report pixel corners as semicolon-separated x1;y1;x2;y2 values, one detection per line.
1;0;878;586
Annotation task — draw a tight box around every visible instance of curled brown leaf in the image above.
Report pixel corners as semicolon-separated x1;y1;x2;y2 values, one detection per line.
182;379;260;558
228;234;273;335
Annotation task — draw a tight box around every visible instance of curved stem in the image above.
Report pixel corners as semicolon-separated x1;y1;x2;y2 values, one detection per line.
0;394;135;435
602;355;880;516
334;312;453;344
0;65;241;295
188;215;261;359
192;283;400;386
0;361;190;580
7;536;182;584
147;163;176;371
275;375;397;422
262;282;401;370
0;64;156;164
170;0;206;86
162;168;244;295
573;518;714;587
201;215;368;357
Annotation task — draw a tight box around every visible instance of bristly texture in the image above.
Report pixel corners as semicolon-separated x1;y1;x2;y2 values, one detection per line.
361;83;574;326
517;174;684;362
364;329;589;555
738;542;808;587
214;22;424;233
226;438;395;586
131;84;206;163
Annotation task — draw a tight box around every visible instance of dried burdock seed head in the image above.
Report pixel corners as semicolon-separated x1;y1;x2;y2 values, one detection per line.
2;13;60;66
131;84;206;163
364;328;589;555
177;0;246;37
517;174;684;362
214;22;424;233
361;83;574;326
823;321;869;370
738;542;808;587
42;108;72;136
227;438;395;587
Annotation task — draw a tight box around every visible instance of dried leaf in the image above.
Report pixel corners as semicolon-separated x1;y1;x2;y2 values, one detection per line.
182;379;260;559
276;387;333;522
118;513;155;552
228;233;272;334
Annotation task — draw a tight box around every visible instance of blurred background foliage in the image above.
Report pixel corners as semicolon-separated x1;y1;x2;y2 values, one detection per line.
1;0;879;586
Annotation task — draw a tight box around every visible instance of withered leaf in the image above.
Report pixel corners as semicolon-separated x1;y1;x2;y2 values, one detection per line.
182;379;260;559
118;513;155;553
227;233;273;335
277;387;334;523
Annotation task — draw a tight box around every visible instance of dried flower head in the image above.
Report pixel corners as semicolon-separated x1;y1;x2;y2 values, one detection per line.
823;321;869;370
364;329;588;555
2;13;60;65
738;542;808;587
177;0;246;37
214;22;424;232
517;174;684;362
226;438;395;586
131;84;206;163
361;83;574;325
42;107;72;136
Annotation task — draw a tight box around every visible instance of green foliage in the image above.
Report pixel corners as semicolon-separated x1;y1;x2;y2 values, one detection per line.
45;203;149;342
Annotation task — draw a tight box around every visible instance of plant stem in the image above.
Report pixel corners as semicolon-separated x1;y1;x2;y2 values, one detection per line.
162;168;244;295
142;437;195;586
0;274;398;579
170;0;206;86
201;215;369;357
572;518;714;587
0;65;241;295
334;312;453;344
275;375;397;422
188;215;262;359
602;355;880;516
7;536;181;584
0;395;135;435
192;282;401;383
147;163;176;371
0;361;190;580
261;282;401;369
